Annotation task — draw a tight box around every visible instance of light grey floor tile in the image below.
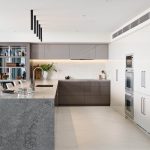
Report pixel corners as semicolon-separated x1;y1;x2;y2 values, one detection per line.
55;107;150;150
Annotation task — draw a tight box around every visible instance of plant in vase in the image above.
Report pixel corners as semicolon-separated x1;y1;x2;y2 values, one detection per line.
40;63;57;80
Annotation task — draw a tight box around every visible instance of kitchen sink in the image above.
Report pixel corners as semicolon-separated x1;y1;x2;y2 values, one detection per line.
36;84;53;87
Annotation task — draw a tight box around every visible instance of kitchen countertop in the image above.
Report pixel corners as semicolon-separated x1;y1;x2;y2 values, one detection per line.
60;79;110;81
0;79;110;99
0;80;56;150
0;80;58;100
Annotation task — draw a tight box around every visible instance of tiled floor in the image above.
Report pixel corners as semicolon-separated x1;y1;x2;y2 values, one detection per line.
55;107;150;150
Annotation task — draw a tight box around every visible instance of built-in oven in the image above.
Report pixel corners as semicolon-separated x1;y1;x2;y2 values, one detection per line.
125;93;134;119
126;55;133;68
125;69;134;93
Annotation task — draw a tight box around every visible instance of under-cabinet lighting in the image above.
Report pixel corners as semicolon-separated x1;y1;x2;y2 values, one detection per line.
30;59;108;63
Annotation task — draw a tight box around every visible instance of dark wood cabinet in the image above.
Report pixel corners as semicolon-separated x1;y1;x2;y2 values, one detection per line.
85;96;110;106
56;80;110;106
59;96;85;106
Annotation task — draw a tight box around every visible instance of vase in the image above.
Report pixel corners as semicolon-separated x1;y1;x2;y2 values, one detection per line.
43;71;48;80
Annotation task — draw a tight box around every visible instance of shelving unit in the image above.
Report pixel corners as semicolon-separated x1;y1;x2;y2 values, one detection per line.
0;43;30;81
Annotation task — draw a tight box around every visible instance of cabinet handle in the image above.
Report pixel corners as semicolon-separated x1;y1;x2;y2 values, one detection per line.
143;97;146;115
141;71;146;88
141;97;143;114
116;69;118;82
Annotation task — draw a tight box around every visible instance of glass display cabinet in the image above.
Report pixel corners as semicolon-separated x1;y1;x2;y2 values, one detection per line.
0;44;30;81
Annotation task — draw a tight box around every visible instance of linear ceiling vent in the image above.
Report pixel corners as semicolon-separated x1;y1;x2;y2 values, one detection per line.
112;12;150;39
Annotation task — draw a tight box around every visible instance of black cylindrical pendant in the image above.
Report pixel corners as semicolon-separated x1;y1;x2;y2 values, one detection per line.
40;28;42;42
31;10;33;30
34;15;36;34
39;24;41;39
37;20;39;37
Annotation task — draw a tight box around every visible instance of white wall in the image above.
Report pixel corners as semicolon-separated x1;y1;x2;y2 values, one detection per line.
108;22;150;115
0;31;110;43
31;60;107;80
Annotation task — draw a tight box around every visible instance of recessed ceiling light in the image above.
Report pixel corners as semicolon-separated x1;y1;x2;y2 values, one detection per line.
82;14;87;17
75;29;79;32
105;0;112;2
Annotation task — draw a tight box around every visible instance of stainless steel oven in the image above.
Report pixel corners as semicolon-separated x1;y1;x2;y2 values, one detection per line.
125;93;134;119
125;69;134;93
126;55;133;68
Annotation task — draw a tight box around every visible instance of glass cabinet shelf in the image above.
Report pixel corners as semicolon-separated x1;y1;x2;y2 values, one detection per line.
0;67;25;68
0;45;28;80
0;56;26;58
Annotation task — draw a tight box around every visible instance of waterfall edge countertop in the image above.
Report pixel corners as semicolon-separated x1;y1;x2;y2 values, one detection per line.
0;80;58;99
0;80;57;150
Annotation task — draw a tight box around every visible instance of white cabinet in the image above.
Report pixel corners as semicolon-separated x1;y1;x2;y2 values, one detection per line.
44;44;70;59
31;44;45;59
134;93;150;133
134;61;150;95
69;44;95;59
108;60;125;115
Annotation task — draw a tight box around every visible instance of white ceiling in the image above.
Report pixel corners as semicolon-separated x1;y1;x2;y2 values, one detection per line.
0;0;150;42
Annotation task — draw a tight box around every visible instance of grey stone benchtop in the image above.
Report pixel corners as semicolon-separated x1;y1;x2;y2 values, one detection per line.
0;80;57;150
0;80;58;100
59;79;110;82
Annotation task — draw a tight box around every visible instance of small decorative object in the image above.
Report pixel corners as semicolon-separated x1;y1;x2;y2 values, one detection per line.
22;71;26;80
18;51;22;56
2;73;9;80
65;76;71;80
40;63;57;80
99;70;106;80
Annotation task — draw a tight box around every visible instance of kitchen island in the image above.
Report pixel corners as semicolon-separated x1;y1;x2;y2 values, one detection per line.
0;80;58;150
56;79;110;106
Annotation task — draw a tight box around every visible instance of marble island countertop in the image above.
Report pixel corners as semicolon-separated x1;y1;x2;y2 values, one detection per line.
0;80;58;100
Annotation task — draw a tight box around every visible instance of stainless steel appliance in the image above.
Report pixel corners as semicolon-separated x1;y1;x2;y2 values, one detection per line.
126;55;133;68
125;54;134;119
125;93;134;119
125;69;134;93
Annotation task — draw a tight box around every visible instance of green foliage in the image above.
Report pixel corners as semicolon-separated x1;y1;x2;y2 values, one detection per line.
40;63;57;72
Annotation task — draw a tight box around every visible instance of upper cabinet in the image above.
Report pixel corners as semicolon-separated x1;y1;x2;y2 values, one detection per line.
45;44;70;59
69;44;95;59
30;44;45;59
30;44;108;59
95;44;108;59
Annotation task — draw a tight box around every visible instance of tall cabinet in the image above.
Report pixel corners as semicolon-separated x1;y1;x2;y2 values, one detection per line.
109;27;150;133
0;43;30;81
107;59;125;115
134;59;150;133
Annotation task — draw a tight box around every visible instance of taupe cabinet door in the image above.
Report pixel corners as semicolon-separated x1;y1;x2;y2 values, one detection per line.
31;44;45;59
45;45;70;59
69;44;95;59
95;44;108;59
30;44;108;59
